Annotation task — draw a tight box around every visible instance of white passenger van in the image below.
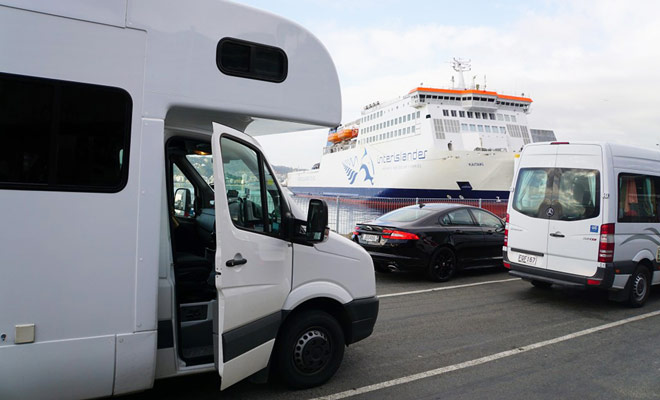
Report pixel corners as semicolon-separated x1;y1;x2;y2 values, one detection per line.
0;1;379;398
505;142;660;307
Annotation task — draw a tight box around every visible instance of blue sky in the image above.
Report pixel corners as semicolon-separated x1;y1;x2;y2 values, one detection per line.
239;1;660;168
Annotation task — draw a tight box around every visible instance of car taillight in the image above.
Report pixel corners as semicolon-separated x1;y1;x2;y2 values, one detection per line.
503;213;509;248
503;262;511;269
382;229;419;240
353;226;360;236
598;223;615;263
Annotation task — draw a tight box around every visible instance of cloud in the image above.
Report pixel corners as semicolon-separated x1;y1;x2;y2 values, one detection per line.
258;0;660;168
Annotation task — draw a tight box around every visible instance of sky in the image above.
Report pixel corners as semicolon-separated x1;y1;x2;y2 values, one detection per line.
240;0;660;169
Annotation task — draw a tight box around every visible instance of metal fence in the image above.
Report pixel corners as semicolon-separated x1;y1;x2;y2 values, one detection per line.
290;194;508;235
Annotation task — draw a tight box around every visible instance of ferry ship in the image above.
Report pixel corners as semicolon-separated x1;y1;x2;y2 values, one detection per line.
287;59;555;199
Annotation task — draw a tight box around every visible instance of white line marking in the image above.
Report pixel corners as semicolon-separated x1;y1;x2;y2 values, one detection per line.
378;278;520;299
310;309;660;400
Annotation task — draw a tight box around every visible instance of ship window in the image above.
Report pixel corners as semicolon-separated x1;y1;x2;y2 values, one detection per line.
470;124;476;132
407;114;411;121
459;111;465;117
500;127;506;133
511;115;517;122
497;114;504;121
475;113;481;119
482;113;488;119
488;98;495;102
416;111;420;118
217;38;287;83
412;126;416;133
489;113;496;120
451;110;457;117
432;95;438;99
467;111;474;118
504;115;511;122
478;125;484;132
407;127;410;134
466;97;472;101
485;126;491;133
443;110;449;116
461;123;468;131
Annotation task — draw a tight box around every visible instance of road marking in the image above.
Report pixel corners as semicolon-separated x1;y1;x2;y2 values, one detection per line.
310;309;660;400
378;278;520;298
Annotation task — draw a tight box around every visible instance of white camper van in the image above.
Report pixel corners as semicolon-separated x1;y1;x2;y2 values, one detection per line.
0;1;379;398
504;142;660;307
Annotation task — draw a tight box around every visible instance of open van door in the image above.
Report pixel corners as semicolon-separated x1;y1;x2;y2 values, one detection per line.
211;125;293;389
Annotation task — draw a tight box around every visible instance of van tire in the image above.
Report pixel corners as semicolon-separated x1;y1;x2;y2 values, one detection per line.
627;265;651;308
427;247;457;282
275;310;345;389
531;280;552;289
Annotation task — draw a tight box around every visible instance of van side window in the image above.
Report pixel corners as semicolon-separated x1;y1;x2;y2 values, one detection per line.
221;137;282;235
618;174;660;223
0;73;131;192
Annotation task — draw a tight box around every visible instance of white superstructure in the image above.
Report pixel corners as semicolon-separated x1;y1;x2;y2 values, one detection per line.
288;59;554;199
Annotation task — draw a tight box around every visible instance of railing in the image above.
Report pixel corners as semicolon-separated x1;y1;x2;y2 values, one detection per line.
289;194;508;235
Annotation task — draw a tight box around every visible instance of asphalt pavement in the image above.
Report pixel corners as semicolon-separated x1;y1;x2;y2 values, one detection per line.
122;268;660;399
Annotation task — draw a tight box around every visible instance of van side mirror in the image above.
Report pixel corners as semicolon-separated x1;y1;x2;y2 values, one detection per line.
305;199;329;242
174;188;192;216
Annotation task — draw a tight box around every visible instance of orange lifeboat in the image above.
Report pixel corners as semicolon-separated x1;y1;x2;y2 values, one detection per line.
338;129;353;141
327;132;340;143
350;128;359;138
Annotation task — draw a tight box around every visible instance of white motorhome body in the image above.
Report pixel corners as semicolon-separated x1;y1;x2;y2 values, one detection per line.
505;142;660;306
0;1;378;398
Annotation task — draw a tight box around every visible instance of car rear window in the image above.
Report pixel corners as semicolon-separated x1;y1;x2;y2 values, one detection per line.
513;168;600;220
377;207;435;223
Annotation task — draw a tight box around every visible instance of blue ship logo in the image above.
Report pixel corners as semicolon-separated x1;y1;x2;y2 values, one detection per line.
342;149;375;185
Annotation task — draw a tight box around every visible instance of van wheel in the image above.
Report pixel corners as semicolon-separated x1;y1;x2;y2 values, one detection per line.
531;280;552;289
275;310;345;389
427;247;456;282
627;266;651;308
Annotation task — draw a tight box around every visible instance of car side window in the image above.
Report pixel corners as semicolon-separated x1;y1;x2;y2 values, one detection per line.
471;209;503;228
440;209;475;226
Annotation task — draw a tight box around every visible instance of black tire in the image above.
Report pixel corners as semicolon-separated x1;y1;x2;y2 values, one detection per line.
531;280;552;289
427;247;457;282
275;310;345;389
627;265;651;308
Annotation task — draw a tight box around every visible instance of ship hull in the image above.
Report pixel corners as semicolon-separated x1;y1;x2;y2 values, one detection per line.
287;145;516;199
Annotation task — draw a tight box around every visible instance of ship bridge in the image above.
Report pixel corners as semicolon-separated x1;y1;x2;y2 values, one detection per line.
408;88;532;113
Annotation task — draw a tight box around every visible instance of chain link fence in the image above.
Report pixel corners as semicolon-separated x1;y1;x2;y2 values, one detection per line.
289;194;508;235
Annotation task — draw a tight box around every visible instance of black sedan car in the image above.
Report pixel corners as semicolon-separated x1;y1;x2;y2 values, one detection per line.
352;203;505;282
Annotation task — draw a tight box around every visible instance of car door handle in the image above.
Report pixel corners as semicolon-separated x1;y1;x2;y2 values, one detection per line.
549;232;565;238
225;257;247;267
486;230;494;235
453;229;463;234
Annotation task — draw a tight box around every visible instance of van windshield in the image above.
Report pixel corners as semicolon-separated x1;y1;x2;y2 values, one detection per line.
513;168;600;220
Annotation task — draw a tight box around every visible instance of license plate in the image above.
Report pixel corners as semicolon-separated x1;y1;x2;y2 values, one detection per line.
361;234;379;242
517;253;537;266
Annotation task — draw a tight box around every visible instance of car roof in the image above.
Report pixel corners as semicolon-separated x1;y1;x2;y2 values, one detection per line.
400;203;473;211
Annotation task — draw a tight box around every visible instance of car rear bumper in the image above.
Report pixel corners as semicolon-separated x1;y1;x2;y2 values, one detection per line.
367;250;426;270
344;296;379;344
504;252;616;289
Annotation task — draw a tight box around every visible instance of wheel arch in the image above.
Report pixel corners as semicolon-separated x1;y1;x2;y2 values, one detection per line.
280;297;352;345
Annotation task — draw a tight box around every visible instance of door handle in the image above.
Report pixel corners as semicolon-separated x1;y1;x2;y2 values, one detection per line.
453;229;463;234
486;230;494;235
225;257;247;267
549;232;565;238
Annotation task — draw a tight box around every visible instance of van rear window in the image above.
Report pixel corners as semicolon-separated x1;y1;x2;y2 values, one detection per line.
513;168;600;221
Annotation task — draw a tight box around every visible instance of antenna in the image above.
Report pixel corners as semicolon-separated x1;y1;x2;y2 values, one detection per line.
451;58;471;90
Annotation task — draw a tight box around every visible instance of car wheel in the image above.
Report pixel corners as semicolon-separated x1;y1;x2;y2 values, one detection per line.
275;310;345;389
530;280;552;289
627;265;651;308
427;247;457;282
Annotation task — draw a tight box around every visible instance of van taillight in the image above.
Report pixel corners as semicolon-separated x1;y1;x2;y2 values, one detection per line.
598;223;615;263
503;213;509;248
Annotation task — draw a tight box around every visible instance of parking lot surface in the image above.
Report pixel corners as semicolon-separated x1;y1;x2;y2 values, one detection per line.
123;269;660;399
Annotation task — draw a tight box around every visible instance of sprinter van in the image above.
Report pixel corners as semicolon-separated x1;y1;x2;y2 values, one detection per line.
0;1;378;398
504;142;660;307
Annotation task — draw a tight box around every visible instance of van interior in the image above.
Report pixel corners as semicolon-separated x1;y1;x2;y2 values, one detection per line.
167;138;217;366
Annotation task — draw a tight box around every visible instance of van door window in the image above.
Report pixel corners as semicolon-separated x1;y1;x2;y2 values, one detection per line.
221;137;282;235
513;168;600;220
618;174;660;222
512;168;551;217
